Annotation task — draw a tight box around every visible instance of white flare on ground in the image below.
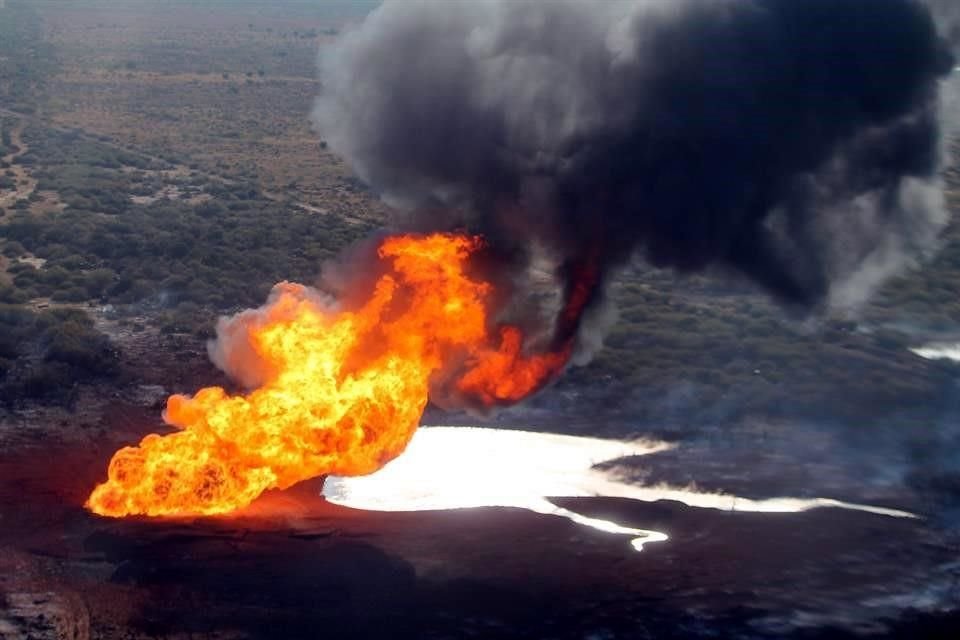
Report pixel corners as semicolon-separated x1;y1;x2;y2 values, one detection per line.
324;427;914;552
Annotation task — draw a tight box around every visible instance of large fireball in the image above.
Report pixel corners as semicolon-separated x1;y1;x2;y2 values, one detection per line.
87;233;571;517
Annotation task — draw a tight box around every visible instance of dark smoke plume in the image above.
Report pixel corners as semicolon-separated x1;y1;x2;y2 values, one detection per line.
315;0;955;346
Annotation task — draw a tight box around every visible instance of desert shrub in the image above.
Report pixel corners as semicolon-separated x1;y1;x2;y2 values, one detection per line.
0;304;117;405
51;286;90;303
2;240;26;257
2;128;376;310
20;361;75;399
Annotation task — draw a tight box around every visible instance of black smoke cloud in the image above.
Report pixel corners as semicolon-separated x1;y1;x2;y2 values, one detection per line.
315;0;955;331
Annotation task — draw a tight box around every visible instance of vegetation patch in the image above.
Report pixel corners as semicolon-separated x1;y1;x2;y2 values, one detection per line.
0;304;117;406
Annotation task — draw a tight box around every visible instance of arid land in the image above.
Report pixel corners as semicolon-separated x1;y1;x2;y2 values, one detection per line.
1;1;960;638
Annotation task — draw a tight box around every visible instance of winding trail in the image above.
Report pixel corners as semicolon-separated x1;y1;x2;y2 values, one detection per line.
0;117;37;209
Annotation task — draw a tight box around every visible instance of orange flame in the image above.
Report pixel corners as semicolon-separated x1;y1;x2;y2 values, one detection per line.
86;233;571;517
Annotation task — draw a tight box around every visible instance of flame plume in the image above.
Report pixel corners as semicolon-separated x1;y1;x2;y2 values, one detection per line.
87;233;574;517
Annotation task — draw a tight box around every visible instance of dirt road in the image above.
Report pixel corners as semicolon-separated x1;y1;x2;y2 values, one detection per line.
0;118;37;209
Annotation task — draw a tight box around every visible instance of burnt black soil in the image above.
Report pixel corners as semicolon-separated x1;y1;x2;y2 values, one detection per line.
0;403;958;639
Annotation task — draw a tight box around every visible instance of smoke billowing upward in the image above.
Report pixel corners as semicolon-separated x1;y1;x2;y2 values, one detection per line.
315;0;955;348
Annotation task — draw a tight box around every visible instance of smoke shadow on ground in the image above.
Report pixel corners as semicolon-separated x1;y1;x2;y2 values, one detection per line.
79;497;957;640
87;531;418;640
2;414;957;638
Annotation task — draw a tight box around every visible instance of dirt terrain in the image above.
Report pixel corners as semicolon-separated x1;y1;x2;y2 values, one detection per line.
36;1;383;219
0;464;956;640
1;310;955;638
0;373;958;640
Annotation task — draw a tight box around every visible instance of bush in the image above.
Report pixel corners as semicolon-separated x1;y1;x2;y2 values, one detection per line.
2;240;26;257
21;361;74;399
0;305;117;405
51;286;90;303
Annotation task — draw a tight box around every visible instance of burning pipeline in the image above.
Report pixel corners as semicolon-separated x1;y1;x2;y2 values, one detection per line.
87;233;578;517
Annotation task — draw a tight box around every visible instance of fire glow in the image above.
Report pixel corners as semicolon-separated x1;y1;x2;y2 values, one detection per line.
87;233;574;517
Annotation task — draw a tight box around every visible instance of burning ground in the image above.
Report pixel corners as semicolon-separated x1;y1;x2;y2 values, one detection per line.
86;233;578;517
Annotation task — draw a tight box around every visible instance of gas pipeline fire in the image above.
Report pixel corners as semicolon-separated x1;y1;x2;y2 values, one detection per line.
87;0;957;520
86;233;580;517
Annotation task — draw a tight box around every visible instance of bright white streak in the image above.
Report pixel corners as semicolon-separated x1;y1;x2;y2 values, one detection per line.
910;342;960;362
323;427;913;552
